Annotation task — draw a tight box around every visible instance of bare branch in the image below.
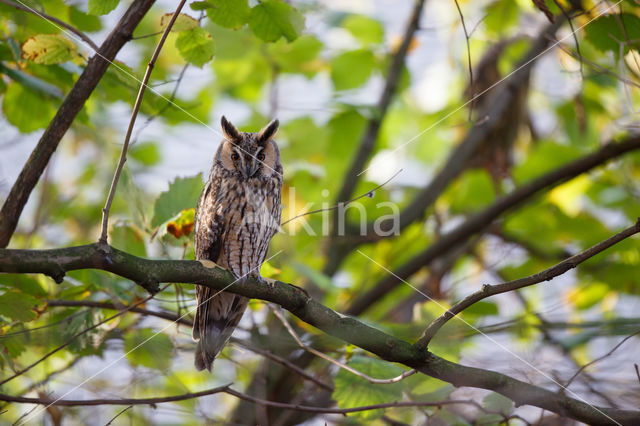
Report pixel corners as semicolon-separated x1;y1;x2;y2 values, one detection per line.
0;0;99;52
104;406;133;425
99;0;187;243
452;0;474;119
0;0;156;248
0;388;512;416
415;220;640;349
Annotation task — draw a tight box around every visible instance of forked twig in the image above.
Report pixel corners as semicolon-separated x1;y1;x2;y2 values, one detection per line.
269;305;417;384
564;329;640;388
99;1;187;243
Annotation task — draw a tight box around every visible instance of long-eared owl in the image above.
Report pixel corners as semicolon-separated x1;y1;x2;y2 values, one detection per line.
193;116;282;371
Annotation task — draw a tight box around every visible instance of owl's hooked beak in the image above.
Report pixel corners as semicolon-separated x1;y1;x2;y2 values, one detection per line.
245;161;259;178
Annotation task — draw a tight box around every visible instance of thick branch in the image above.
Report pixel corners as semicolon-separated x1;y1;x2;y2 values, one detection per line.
416;219;640;349
0;0;156;248
346;134;640;316
0;245;638;424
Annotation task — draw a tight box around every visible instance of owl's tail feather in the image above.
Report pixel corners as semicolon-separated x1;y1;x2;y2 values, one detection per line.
193;291;249;372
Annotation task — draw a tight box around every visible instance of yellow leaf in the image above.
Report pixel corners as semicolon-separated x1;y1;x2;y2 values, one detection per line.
22;34;77;65
160;13;198;32
548;175;590;217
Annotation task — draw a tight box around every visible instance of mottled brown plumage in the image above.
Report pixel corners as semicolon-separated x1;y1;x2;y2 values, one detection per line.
193;116;282;372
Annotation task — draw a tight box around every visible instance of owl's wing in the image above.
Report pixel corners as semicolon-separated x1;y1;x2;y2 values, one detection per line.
193;179;224;342
194;180;223;261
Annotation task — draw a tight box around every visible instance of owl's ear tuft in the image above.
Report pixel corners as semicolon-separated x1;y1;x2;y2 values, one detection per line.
257;119;279;144
221;116;241;142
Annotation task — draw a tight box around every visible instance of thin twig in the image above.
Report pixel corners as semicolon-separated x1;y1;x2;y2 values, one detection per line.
104;405;133;425
553;0;583;79
270;306;417;384
99;0;187;243
0;0;99;51
281;169;402;226
235;341;333;391
415;219;640;350
564;329;640;388
130;60;190;145
452;0;474;120
0;387;490;414
0;284;170;386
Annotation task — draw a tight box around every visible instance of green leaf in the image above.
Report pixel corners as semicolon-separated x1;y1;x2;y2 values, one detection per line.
124;328;173;371
0;291;41;321
292;262;334;291
21;34;77;65
331;49;375;90
206;0;250;29
69;6;102;32
129;142;161;166
333;355;405;419
478;392;514;424
88;0;119;16
160;13;198;32
462;301;499;318
585;13;640;55
447;169;495;213
191;1;211;11
2;82;57;132
0;274;47;297
176;27;215;67
268;35;323;75
249;0;304;42
342;15;384;46
110;223;146;257
152;175;203;227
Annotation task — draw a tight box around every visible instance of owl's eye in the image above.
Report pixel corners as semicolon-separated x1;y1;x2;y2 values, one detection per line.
257;153;265;161
231;153;240;161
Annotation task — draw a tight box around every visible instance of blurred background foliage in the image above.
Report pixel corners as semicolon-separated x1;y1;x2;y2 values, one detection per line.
1;0;640;424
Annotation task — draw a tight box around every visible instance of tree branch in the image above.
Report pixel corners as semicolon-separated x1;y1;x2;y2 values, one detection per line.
346;134;640;316
0;387;514;417
0;245;638;424
415;219;640;349
99;0;186;243
0;0;156;248
0;0;99;52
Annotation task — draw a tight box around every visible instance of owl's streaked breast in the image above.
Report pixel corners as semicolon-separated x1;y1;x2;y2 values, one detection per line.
214;176;281;278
